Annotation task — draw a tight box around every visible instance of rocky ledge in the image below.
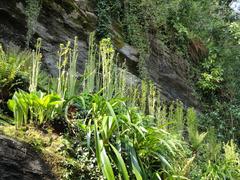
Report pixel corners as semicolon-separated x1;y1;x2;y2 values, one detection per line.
0;135;55;180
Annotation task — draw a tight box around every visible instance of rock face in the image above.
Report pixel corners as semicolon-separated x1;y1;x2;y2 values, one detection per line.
147;36;197;107
0;135;55;180
0;0;197;107
0;0;97;75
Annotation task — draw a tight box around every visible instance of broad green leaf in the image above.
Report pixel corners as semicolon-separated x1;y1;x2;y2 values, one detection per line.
7;100;15;112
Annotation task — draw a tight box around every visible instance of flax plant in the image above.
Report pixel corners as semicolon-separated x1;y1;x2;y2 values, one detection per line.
100;38;115;99
148;81;156;115
172;101;184;135
68;37;79;98
57;42;70;98
127;80;139;107
29;38;42;92
83;34;128;99
155;94;168;127
95;46;102;92
57;37;79;99
116;65;127;98
168;103;174;123
140;80;148;113
83;33;96;93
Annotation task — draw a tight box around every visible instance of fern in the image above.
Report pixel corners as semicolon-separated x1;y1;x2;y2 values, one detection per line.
187;108;207;151
172;101;184;135
0;44;31;87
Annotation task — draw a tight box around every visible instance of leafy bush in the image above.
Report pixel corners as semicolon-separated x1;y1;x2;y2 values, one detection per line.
200;140;240;179
0;44;33;113
197;53;224;92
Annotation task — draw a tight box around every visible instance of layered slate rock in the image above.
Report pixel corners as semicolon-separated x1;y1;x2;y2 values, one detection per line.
147;36;198;107
0;135;55;180
0;0;97;75
0;0;198;107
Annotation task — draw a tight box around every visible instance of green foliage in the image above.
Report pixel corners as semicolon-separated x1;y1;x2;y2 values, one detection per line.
200;101;240;141
95;0;123;38
123;0;149;77
0;44;31;87
229;21;240;44
94;0;240;144
225;21;240;100
197;53;224;92
200;140;240;179
8;90;63;127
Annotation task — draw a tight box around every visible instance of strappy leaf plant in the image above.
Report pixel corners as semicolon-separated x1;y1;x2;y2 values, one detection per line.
72;91;191;179
57;37;79;99
29;38;42;92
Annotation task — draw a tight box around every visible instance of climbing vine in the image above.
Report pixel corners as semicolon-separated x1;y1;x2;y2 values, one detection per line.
25;0;42;47
123;0;149;78
95;0;150;77
95;0;123;39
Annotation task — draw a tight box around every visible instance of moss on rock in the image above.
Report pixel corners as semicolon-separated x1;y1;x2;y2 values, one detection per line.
0;124;102;179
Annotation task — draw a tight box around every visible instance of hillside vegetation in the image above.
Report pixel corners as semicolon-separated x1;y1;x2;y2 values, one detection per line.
0;0;240;179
